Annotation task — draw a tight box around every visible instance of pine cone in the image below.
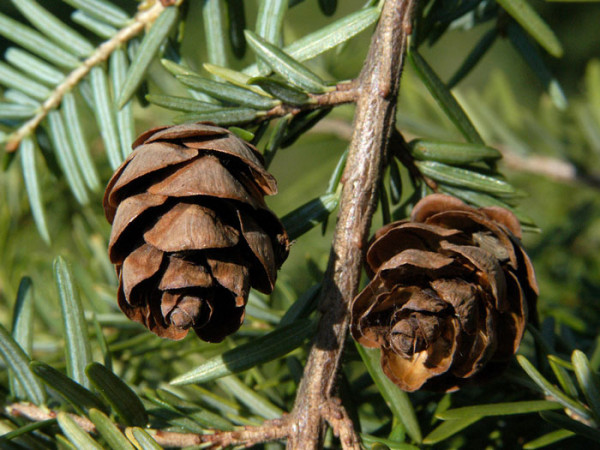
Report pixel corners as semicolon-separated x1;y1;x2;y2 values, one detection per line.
104;123;289;342
351;194;538;391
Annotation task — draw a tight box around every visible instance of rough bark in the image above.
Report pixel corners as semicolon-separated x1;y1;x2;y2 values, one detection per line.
287;0;418;447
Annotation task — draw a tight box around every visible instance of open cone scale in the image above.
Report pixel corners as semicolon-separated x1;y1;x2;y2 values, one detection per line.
104;123;289;342
351;194;538;391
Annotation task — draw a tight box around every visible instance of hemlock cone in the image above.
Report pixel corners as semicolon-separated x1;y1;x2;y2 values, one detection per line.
351;194;538;392
104;123;289;342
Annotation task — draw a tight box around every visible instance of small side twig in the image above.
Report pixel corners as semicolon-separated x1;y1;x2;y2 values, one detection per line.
501;149;600;190
7;402;95;433
257;82;359;122
192;417;290;448
320;398;361;449
312;118;600;190
5;0;171;152
6;402;289;448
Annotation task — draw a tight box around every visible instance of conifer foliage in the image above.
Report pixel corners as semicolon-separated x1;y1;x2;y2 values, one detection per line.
0;0;599;448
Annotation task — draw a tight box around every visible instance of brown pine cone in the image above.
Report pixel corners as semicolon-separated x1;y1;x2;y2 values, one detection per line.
104;123;289;342
351;194;538;392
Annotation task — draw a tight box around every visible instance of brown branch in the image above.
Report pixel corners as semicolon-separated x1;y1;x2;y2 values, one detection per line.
258;82;359;122
6;402;289;448
286;0;418;448
4;0;172;152
7;402;95;433
189;417;289;448
320;398;361;449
